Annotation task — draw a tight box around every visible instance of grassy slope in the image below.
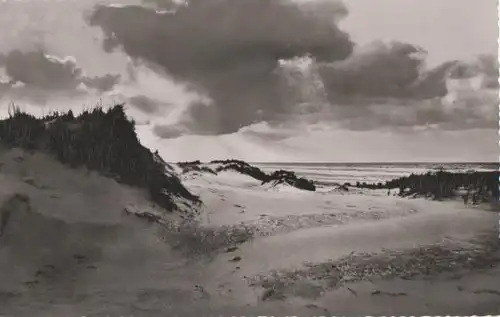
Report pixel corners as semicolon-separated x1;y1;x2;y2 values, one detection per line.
0;104;200;212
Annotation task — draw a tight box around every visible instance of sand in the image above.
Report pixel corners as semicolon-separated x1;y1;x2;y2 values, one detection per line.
0;149;499;315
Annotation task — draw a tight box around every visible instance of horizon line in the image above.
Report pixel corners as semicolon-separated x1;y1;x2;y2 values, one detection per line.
167;160;498;165
249;161;499;164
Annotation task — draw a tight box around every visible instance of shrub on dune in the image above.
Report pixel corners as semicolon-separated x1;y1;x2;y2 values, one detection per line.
0;104;200;212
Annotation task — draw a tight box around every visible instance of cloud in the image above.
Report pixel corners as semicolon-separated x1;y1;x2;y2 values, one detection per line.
334;101;497;131
317;41;461;100
88;0;354;136
141;0;187;10
451;54;499;89
0;51;83;91
143;121;498;163
311;41;498;131
83;74;121;92
128;95;162;114
152;124;188;139
0;50;120;103
317;41;497;103
1;0;495;138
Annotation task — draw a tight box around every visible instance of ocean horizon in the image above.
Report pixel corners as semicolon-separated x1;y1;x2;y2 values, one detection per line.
252;162;498;166
253;162;499;186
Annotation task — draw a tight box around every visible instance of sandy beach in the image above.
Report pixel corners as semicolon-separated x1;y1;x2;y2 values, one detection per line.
179;169;500;315
2;149;498;316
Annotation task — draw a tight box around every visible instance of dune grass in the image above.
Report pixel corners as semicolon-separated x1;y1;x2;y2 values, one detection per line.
355;169;499;202
0;103;200;211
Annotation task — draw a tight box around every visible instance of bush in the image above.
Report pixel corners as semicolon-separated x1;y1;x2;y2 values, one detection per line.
265;169;316;191
212;159;270;182
0;104;200;211
357;169;499;201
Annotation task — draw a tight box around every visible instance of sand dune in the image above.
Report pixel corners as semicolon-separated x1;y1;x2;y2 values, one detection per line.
0;149;499;315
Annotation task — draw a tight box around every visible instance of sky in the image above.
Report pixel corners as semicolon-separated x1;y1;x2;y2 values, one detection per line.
0;0;498;162
341;0;498;67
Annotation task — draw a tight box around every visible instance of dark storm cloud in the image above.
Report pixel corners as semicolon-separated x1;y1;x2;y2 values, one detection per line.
446;54;498;85
318;41;463;101
408;60;460;98
0;50;82;91
314;41;498;131
128;95;162;114
0;50;120;101
319;41;498;102
330;92;498;132
88;0;354;136
88;1;497;135
472;54;498;89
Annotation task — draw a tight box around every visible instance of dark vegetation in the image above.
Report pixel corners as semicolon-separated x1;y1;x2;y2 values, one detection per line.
353;170;499;202
266;169;316;191
178;160;218;175
212;159;270;182
0;104;200;211
179;159;316;191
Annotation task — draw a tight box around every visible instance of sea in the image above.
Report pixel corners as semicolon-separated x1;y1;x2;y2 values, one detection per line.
254;162;499;186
